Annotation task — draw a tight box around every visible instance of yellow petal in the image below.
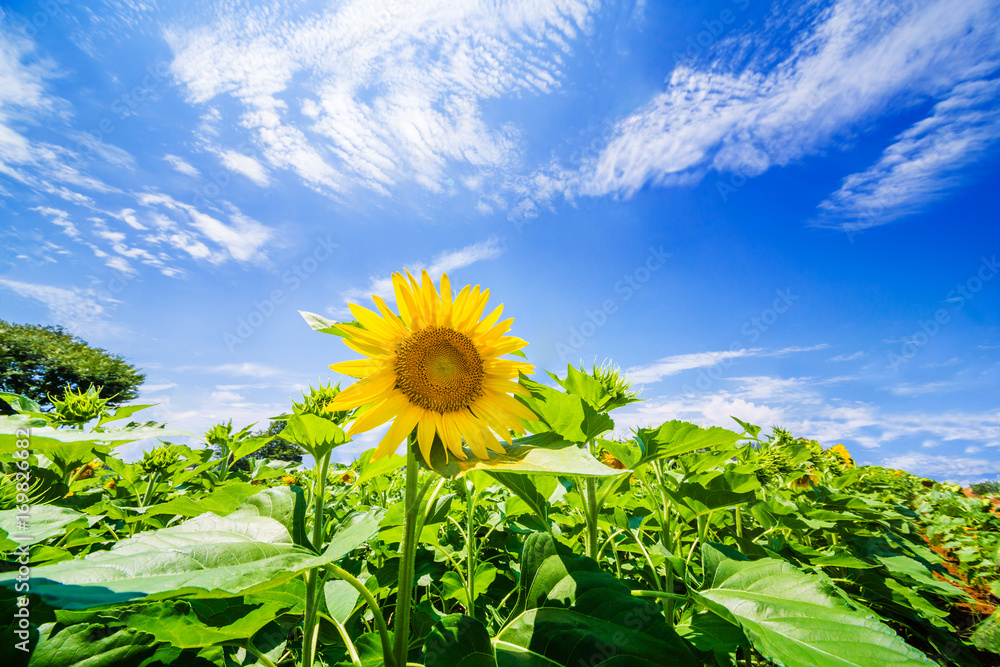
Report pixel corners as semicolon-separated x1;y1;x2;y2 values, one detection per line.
455;411;489;459
330;370;396;409
329;359;381;378
350;303;405;341
456;287;489;331
473;304;504;336
480;336;527;358
417;411;437;464
392;272;418;326
349;391;410;435
438;412;467;461
372;404;421;461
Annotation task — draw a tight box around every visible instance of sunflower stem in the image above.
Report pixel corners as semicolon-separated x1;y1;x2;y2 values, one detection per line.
302;450;331;667
586;476;599;561
393;432;420;667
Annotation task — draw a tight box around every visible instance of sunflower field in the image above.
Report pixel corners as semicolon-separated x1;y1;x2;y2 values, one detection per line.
2;271;999;667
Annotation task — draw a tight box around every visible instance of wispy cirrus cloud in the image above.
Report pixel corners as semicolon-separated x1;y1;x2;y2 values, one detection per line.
534;0;1000;228
335;236;506;317
0;277;121;336
626;344;830;384
165;0;601;197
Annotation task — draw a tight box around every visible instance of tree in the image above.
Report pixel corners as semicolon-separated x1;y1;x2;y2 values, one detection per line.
250;421;302;463
0;320;145;412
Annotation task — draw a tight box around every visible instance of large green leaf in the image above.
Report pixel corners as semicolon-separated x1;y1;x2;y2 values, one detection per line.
665;470;760;520
0;505;87;550
111;599;289;649
0;423;190;460
517;374;614;443
26;622;158;667
279;413;348;459
692;557;938;667
423;614;497;667
426;437;625;479
497;609;688;667
634;421;741;465
971;609;1000;654
503;533;696;664
0;501;339;609
141;483;259;518
96;404;156;427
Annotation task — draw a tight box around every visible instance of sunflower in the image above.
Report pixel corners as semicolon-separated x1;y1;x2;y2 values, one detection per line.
327;269;536;463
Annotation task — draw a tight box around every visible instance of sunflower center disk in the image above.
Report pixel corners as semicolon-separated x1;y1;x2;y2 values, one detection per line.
395;326;485;413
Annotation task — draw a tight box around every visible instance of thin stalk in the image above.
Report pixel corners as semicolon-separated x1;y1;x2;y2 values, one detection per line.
301;450;331;667
466;483;479;614
320;613;361;667
630;590;688;601
392;433;420;667
586;476;599;560
139;472;161;507
735;504;743;539
325;563;394;667
245;640;278;667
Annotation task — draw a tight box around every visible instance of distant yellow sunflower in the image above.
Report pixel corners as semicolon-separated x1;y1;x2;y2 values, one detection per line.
327;269;536;463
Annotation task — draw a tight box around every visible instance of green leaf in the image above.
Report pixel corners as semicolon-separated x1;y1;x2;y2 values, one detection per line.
230;485;310;549
279;413;348;459
323;508;386;561
299;310;362;337
426;436;625;479
113;599;288;648
971;609;1000;654
0;509;339;609
142;483;259;517
229;435;274;464
0;505;86;548
552;365;613;411
505;533;696;663
28;622;158;667
324;578;361;624
497;609;690;667
666;471;760;520
357;449;406;484
692;557;938;667
0;391;42;414
634;421;741;465
424;614;496;667
96;404;155;427
0;423;190;458
487;472;555;529
518;374;614;443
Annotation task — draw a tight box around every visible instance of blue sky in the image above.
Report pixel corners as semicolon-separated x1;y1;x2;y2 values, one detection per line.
1;0;998;483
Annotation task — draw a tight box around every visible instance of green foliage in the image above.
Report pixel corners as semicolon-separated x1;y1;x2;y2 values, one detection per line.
3;374;998;667
0;320;144;412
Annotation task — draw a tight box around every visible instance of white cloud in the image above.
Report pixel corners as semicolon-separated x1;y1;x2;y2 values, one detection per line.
0;277;121;336
879;453;999;485
626;344;829;384
828;351;865;362
887;380;959;397
177;362;287;378
337;236;506;313
612;375;1000;471
626;349;759;384
165;0;600;196
217;149;270;187
164;154;200;177
817;77;1000;228
541;0;1000;227
136;192;273;263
